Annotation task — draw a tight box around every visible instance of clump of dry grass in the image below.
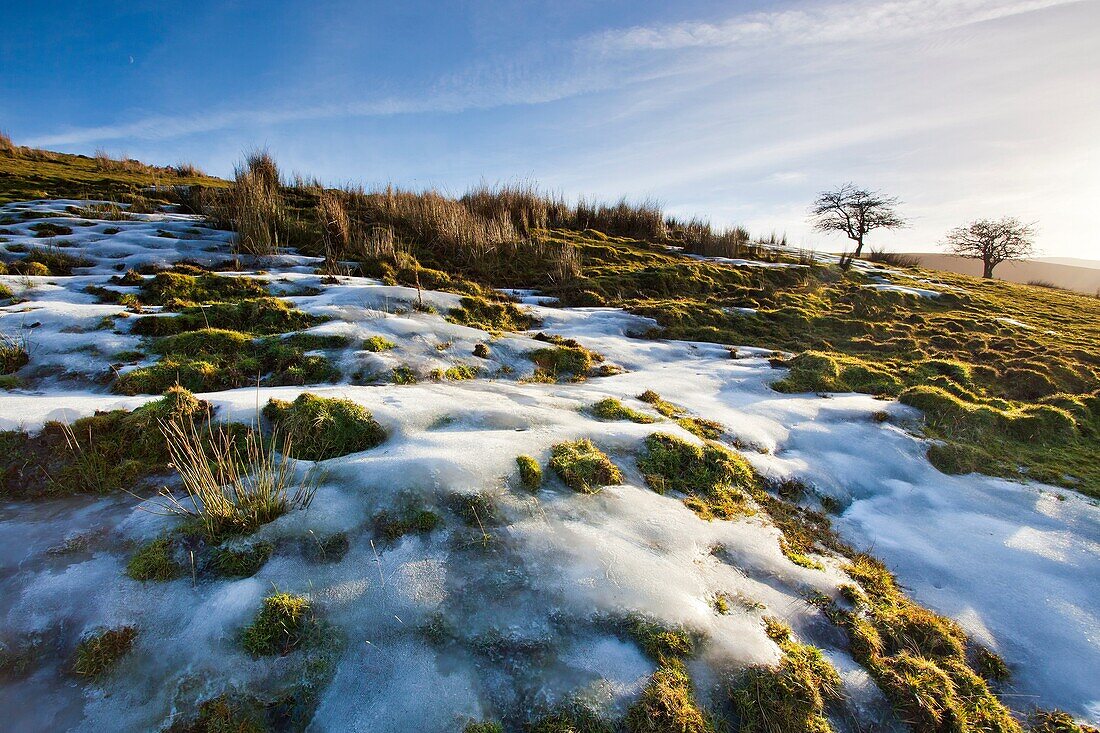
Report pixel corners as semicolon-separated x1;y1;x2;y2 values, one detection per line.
154;418;318;541
866;247;920;267
577;196;666;240
0;130;15;155
220;150;288;255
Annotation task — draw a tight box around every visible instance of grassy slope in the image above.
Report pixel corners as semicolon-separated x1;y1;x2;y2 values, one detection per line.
539;230;1100;496
0;148;225;205
2;150;1096;496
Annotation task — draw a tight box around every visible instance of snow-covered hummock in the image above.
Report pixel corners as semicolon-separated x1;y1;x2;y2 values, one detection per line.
1;200;1098;730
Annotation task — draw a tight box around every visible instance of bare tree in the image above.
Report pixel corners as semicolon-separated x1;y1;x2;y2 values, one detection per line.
809;183;906;261
942;217;1036;278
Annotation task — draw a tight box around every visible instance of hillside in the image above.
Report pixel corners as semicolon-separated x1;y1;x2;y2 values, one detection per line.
900;253;1100;295
1;148;1098;732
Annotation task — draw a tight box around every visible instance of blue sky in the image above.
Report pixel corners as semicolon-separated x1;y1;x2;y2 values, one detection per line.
2;0;1098;256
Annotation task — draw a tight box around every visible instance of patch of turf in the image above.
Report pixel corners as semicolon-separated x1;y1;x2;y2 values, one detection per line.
831;555;1022;733
622;615;697;663
373;506;442;542
625;659;711;733
114;328;339;395
139;271;270;308
72;626;137;679
589;397;655;423
0;385;206;498
362;335;396;352
549;439;623;493
209;542;274;578
730;618;841;733
448;295;537;332
262;393;385;460
130;297;323;337
19;245;93;274
241;591;313;656
430;363;480;381
527;333;603;382
637;432;754;520
392;365;418;384
516;454;543;491
126;537;183;582
30;222;73;237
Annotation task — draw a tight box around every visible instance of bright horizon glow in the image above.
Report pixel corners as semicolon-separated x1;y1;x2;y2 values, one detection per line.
2;0;1097;257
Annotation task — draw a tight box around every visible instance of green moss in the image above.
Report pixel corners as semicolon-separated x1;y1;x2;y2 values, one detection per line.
241;592;313;656
0;282;12;300
623;615;697;663
126;537;183;582
590;397;656;423
362;335;396;352
130;298;322;337
392;365;418;384
837;555;1022;733
209;542;274;578
139;271;269;308
516;454;543;490
430;363;480;381
373;506;441;542
115;328;339;395
771;351;903;396
549;439;623;493
262;393;385;460
448;295;537;332
72;626;137;679
637;432;755;520
730;619;841;733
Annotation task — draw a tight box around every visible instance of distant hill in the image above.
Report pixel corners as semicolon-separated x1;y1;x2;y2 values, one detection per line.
899;253;1100;295
1033;256;1100;270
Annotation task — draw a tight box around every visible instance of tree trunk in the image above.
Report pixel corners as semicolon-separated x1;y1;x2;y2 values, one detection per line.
982;259;996;278
853;235;865;258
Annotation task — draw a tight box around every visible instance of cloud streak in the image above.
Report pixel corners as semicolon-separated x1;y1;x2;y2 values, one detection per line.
582;0;1082;54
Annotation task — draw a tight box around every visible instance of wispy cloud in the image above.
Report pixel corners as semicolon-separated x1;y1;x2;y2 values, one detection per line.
582;0;1081;54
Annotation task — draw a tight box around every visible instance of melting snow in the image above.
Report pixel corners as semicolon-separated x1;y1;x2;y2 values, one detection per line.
1;200;1098;728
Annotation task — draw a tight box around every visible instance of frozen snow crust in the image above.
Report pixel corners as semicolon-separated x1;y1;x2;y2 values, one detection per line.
1;200;1098;730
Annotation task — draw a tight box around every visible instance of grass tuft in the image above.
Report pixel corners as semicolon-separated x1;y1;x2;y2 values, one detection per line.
73;626;137;679
730;619;841;733
209;542;274;578
126;537;183;582
516;454;543;491
262;393;385;461
590;397;656;423
637;433;755;520
549;439;623;493
625;659;711;733
155;419;317;542
241;591;313;656
362;335;396;352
